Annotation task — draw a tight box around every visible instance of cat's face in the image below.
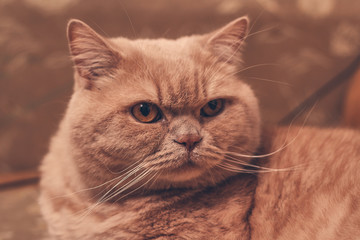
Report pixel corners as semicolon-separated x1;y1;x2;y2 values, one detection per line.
65;18;261;193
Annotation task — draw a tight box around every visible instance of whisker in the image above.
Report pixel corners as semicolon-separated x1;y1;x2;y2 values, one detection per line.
205;162;218;185
209;23;278;81
205;33;249;83
146;169;163;190
102;158;144;175
100;168;153;203
212;102;317;176
207;63;280;87
204;18;278;87
202;147;224;158
223;157;304;172
247;10;265;37
75;168;152;221
251;101;317;159
218;162;300;174
218;101;316;160
216;163;249;174
112;171;159;204
50;161;144;200
247;76;293;87
234;63;280;75
245;26;278;40
141;151;176;169
97;164;146;203
119;1;137;38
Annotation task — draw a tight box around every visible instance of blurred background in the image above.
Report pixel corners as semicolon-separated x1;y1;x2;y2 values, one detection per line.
0;0;359;239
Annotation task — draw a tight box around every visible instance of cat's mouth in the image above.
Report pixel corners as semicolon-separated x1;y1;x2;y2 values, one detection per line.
171;158;199;171
161;166;203;182
156;153;216;182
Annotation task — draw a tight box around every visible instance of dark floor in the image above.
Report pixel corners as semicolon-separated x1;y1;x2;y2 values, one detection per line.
1;0;360;239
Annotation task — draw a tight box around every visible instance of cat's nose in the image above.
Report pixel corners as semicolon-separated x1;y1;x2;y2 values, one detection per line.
174;134;202;152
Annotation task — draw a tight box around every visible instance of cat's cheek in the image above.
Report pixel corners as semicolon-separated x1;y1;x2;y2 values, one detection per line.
202;113;243;146
205;110;255;161
121;120;168;157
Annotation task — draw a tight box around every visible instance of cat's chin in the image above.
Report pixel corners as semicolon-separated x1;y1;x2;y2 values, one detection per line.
159;163;204;182
146;160;237;190
148;168;236;190
155;153;220;182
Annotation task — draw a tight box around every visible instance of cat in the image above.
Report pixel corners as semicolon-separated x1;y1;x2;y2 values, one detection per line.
39;16;360;240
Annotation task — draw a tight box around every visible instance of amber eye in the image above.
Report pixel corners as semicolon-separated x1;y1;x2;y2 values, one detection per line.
131;102;162;123
200;99;224;117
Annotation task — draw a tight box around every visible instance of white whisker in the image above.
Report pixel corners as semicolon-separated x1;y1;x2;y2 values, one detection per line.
234;63;280;75
223;157;304;172
102;158;144;175
100;168;153;203
97;164;146;203
245;26;277;39
112;171;159;204
50;161;144;201
247;76;293;87
76;168;153;222
213;101;317;176
247;10;265;37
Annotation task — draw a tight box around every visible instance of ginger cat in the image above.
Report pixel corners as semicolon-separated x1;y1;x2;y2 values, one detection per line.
39;17;360;239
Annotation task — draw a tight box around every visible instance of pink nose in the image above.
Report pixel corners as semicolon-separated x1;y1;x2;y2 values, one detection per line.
174;134;202;152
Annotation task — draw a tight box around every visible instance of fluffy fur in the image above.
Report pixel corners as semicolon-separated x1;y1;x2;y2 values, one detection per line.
39;17;360;239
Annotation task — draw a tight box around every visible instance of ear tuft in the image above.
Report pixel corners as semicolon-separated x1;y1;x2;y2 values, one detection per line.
67;19;121;89
208;17;249;64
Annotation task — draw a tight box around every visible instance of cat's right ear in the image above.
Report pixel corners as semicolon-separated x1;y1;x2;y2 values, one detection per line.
207;17;249;65
67;19;121;90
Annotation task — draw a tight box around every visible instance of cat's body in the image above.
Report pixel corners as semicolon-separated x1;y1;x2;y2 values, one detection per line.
251;127;360;240
40;17;360;239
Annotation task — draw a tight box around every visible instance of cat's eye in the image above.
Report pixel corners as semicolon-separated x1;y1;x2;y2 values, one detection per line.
131;102;162;123
200;99;224;117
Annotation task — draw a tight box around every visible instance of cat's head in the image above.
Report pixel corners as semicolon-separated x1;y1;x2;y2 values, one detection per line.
65;17;261;194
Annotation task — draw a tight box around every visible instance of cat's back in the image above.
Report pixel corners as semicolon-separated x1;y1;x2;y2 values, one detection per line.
251;127;360;240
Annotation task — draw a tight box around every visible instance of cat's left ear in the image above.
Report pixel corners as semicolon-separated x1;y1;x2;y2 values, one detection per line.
67;19;121;90
207;17;249;64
